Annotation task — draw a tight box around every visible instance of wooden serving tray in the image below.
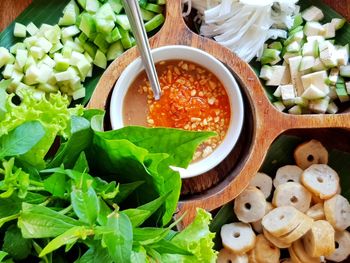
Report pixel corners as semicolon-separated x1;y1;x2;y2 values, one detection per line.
87;0;350;227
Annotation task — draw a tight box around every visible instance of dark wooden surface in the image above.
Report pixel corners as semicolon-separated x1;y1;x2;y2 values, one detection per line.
0;0;350;31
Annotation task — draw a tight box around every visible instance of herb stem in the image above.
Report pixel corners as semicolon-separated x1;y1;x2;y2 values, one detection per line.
59;205;73;215
27;186;46;191
30;180;44;187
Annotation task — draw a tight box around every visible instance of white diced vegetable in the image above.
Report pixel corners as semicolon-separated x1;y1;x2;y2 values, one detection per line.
301;71;329;94
346;82;350;94
266;65;287;86
326;102;339;114
328;68;339;85
2;64;14;79
340;65;350;77
319;43;338;68
286;41;301;53
295;96;309;107
37;64;53;83
289;56;304;96
302;41;318;57
16;49;28;69
302;6;324;22
281;84;296;101
309;97;330;114
299;56;315;71
312;58;326;71
0;47;14;68
40;55;56;68
29;46;45;60
61;25;80;39
24;65;40;85
273;101;286;112
336;44;349;66
26;22;39;36
11;70;24;82
72;87;86;100
14;22;27;38
288;105;302;115
301;84;327;100
322;23;336;39
304;21;325;37
273;86;282;97
259;65;273;81
55;67;76;81
37;37;53;53
331;18;346;30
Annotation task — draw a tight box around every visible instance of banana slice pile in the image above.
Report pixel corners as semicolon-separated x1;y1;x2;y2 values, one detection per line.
218;140;350;263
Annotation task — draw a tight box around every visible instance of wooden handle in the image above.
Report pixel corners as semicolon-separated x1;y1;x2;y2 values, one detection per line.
88;0;350;228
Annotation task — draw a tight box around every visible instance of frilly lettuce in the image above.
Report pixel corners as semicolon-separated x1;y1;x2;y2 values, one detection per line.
0;89;83;168
162;208;217;263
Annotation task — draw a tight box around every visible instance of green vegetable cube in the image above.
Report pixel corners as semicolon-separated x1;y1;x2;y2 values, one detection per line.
93;49;107;69
0;47;14;68
79;13;97;39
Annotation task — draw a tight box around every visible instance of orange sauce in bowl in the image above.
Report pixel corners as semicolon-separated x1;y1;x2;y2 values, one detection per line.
123;60;231;161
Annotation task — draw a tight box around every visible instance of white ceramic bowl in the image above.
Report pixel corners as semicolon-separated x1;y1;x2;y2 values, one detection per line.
110;45;244;178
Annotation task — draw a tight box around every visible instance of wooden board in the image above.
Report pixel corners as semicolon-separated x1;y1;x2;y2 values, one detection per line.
2;0;350;228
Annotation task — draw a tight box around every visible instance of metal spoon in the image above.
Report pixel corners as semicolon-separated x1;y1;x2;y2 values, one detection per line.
122;0;162;100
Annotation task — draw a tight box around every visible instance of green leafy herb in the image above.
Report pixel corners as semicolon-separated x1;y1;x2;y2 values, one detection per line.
2;225;32;260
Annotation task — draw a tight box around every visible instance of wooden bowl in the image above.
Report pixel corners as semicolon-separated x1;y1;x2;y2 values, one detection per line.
88;0;350;227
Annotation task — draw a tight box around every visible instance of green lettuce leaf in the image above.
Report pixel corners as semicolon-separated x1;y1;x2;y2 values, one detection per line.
88;127;214;225
0;91;83;168
161;208;217;263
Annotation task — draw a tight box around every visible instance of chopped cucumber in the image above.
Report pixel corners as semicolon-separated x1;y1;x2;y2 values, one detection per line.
268;42;283;51
94;34;109;53
261;49;281;65
96;3;116;21
291;14;303;30
108;0;123;14
79;13;97;38
309;97;330;114
145;14;165;32
141;8;156;21
119;26;132;49
326;102;338;114
26;22;39;36
331;18;346;30
86;0;100;13
259;65;273;81
145;3;163;13
59;0;80;26
301;85;326;100
0;48;14;68
138;0;148;8
340;65;350;77
62;25;81;38
93;49;107;69
107;41;124;61
116;15;131;31
273;101;286;112
14;23;27;38
105;27;122;43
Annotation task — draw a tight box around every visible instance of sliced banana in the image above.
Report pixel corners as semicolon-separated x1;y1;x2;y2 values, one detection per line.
301;164;339;200
303;220;335;257
294;140;328;169
272;182;312;213
217;248;248;263
234;186;267;223
325;231;350;262
278;214;313;244
252;234;280;263
306;203;325;220
274;165;303;187
249;172;273;199
220;222;256;254
252;202;274;234
262;206;302;237
324;194;350;231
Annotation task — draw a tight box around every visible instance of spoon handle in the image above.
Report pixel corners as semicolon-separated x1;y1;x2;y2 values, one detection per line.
122;0;162;100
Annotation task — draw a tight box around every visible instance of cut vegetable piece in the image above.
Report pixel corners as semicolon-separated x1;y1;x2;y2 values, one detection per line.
73;87;86;100
145;14;165;32
331;18;346;30
302;41;319;57
273;101;286;112
288;105;302;115
283;52;300;64
340;65;350;77
289;56;303;96
37;64;54;83
286;41;301;53
105;27;122;43
336;77;350;102
24;64;40;85
269;41;283;51
83;41;98;58
107;41;124;61
141;8;156;21
119;26;132;49
14;22;27;38
261;49;281;65
26;22;39;36
96;18;115;34
54;53;70;71
295;96;309;107
281;84;296;102
116;14;131;31
336;44;349;66
327;102;338;114
29;46;45;60
11;70;24;83
157;0;166;5
59;0;80;26
37;37;53;53
93;34;109;53
304;21;325;37
319;42;338;68
2;64;14;79
266;66;287;86
0;47;14;68
273;86;282;97
299;56;315;71
346;82;350;95
145;3;163;13
96;3;116;21
62;25;80;38
108;0;123;14
309;97;330;114
259;65;273;81
291;13;303;30
41;55;56;68
16;49;28;69
328;68;339;85
301;71;329;94
93;49;107;69
86;0;100;12
311;58;325;72
302;84;327;100
322;23;336;39
10;43;26;54
302;6;324;22
38;83;59;93
55;67;76;81
79;13;97;38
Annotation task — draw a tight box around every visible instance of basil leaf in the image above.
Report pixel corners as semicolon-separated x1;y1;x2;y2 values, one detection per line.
0;121;45;159
71;186;100;225
133;227;170;245
76;244;112;263
2;225;32;260
114;181;144;203
43;172;67;198
97;199;112;226
102;212;133;263
130;246;148;263
121;209;151;228
40;226;92;257
47;116;92;169
18;203;83;238
73;151;89;173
